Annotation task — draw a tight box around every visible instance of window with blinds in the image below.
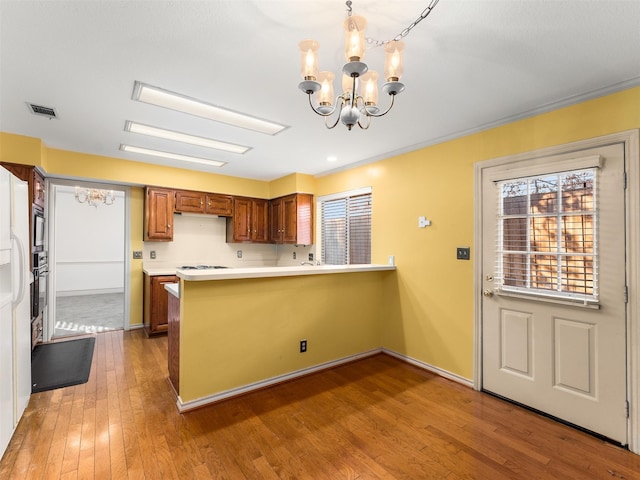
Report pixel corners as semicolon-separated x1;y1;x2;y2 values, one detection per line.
320;191;372;265
497;169;598;302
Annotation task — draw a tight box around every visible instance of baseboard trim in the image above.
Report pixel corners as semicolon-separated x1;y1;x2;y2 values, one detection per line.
176;348;474;413
176;348;383;412
56;288;124;297
382;348;474;388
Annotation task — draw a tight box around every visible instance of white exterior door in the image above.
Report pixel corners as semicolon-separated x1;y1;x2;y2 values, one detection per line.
481;143;628;444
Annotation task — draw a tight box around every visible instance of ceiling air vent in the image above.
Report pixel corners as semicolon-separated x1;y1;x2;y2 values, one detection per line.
27;102;58;119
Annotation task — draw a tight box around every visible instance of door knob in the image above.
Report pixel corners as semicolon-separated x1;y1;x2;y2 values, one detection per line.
483;289;494;297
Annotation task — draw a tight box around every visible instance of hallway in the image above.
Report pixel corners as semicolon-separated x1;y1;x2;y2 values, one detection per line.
54;293;124;338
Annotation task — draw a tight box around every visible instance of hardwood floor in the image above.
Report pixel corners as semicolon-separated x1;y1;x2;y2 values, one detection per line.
2;330;639;479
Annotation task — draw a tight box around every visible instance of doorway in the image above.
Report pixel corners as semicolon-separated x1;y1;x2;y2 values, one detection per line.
474;131;640;452
46;181;130;340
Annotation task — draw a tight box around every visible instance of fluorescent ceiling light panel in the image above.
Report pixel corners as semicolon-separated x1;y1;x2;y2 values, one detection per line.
120;144;226;167
124;121;250;154
132;81;288;135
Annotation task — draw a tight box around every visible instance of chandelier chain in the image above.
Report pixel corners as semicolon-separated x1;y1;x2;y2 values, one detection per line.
345;0;440;47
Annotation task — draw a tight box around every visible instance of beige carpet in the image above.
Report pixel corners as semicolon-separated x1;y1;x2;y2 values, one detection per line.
54;293;124;338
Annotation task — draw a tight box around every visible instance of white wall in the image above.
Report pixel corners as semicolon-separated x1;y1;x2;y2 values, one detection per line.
142;214;315;268
55;186;125;295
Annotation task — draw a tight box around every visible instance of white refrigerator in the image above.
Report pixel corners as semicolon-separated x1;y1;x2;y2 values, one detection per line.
0;166;31;459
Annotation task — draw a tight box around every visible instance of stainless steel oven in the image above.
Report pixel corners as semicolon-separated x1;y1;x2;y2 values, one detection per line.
31;251;48;318
33;207;45;252
30;251;47;347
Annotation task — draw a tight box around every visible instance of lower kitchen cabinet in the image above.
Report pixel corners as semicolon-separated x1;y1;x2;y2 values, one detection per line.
143;273;178;336
167;290;180;392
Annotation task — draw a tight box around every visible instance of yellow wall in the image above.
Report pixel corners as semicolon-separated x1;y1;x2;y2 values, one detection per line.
129;187;145;327
268;173;317;198
315;86;640;380
45;148;271;198
2;86;639;381
179;272;388;402
0;132;43;166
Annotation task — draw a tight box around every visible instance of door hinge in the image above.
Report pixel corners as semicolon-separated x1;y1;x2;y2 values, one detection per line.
623;172;628;189
624;285;629;304
625;400;630;419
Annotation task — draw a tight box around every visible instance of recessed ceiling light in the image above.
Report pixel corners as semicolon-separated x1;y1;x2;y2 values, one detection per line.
327;155;338;162
120;144;226;167
124;121;250;154
131;81;288;135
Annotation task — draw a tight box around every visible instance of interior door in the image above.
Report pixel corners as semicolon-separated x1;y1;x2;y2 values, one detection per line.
481;143;628;445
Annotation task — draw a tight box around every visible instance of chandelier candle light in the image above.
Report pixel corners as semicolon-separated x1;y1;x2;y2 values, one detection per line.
75;187;116;208
298;0;439;130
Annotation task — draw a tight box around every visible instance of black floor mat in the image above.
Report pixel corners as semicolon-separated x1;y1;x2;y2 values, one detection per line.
31;337;95;393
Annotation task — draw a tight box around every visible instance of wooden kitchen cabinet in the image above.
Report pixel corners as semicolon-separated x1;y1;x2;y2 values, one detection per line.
226;197;269;243
167;291;180;393
270;193;314;245
1;162;45;210
143;273;178;336
206;193;233;216
145;187;174;241
174;190;205;213
174;190;233;216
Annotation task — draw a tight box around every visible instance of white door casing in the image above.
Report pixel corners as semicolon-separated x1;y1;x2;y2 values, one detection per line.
474;130;640;453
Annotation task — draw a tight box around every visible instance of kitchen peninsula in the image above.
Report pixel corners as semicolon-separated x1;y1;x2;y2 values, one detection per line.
166;264;396;411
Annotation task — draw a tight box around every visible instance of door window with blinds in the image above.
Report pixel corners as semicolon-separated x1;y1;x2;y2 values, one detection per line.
319;188;372;265
496;168;598;303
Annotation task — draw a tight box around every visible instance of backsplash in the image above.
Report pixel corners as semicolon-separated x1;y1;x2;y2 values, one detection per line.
143;214;315;268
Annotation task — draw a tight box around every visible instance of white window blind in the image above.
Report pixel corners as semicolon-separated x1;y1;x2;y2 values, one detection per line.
496;169;598;303
320;190;372;265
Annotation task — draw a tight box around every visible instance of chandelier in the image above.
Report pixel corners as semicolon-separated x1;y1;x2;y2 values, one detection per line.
298;0;439;130
75;187;116;208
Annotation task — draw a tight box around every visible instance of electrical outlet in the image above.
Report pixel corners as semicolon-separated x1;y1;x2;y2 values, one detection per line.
456;247;471;260
293;252;297;260
150;251;156;259
308;253;314;261
132;251;142;259
300;339;307;353
237;250;243;258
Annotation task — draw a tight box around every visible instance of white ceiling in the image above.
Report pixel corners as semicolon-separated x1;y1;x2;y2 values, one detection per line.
1;0;639;182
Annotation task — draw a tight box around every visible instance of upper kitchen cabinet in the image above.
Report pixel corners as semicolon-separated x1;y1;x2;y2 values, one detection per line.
270;193;314;245
174;190;233;216
206;193;233;216
226;197;269;243
174;190;205;214
145;187;174;241
0;162;45;210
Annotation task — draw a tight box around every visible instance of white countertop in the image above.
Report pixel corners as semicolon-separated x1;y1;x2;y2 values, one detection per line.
164;283;180;298
175;264;396;281
144;266;179;276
